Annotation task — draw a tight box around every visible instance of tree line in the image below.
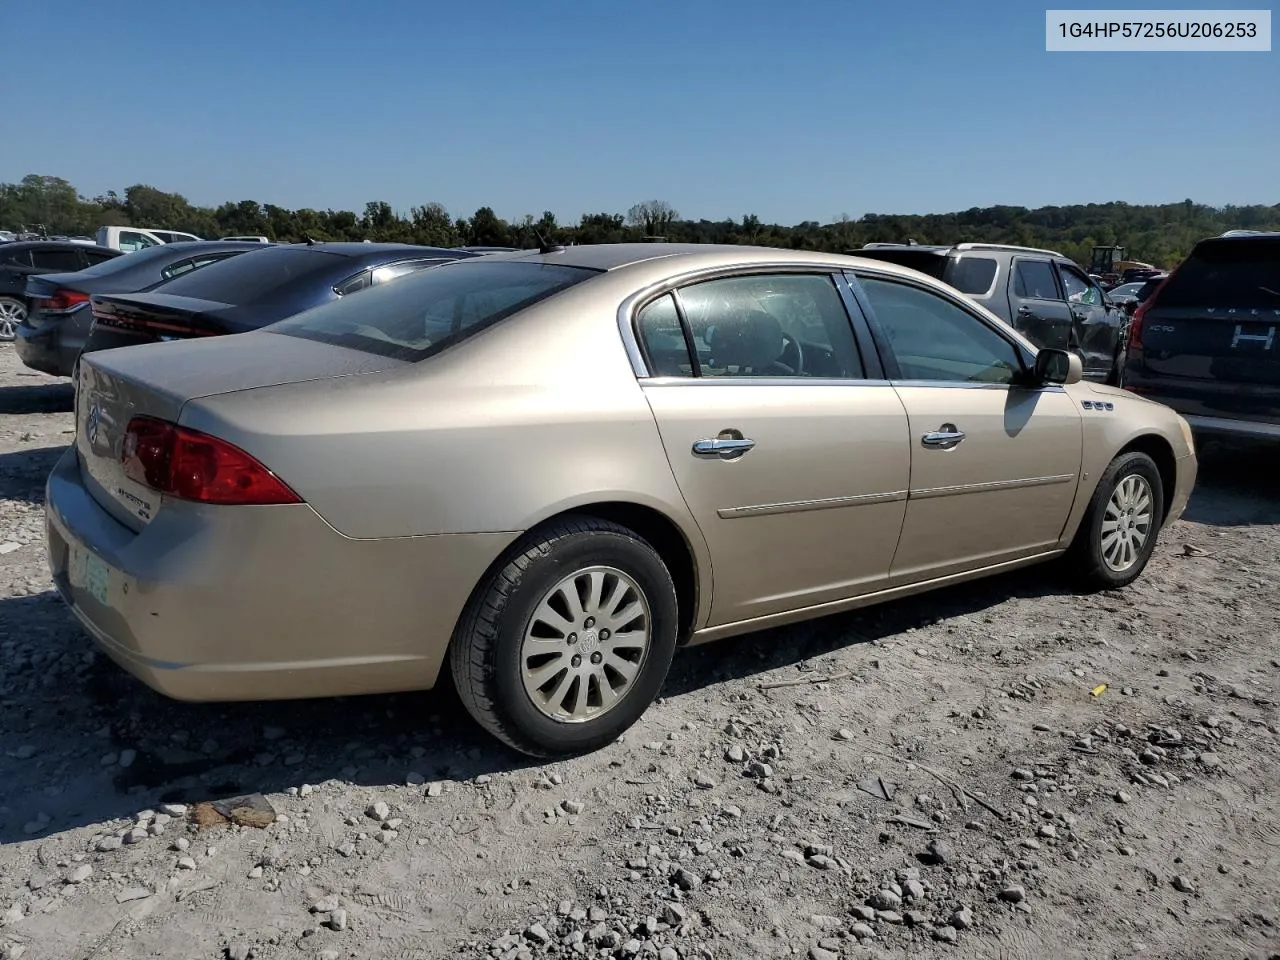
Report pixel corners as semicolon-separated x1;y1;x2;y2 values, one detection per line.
3;174;1277;270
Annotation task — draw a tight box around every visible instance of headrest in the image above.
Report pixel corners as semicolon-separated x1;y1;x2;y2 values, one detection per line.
706;310;784;371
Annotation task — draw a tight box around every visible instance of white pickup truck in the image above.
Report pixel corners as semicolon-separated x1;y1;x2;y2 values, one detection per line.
95;226;202;252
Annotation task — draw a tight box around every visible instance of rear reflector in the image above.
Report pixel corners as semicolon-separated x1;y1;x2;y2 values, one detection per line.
121;416;302;505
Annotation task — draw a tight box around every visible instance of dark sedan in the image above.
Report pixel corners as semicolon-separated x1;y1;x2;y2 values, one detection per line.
15;241;268;376
1;241;121;340
83;242;476;357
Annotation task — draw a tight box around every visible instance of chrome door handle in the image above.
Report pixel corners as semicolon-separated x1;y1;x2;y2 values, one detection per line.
921;425;965;449
692;437;755;459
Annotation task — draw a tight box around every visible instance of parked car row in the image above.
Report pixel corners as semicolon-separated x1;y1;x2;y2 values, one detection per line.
11;239;477;375
43;241;1198;756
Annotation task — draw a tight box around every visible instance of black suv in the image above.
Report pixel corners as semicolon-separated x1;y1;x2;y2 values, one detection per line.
1123;231;1279;441
854;242;1127;383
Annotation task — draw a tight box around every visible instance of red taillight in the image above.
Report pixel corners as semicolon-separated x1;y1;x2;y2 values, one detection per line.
1127;271;1175;352
121;416;302;505
37;289;91;313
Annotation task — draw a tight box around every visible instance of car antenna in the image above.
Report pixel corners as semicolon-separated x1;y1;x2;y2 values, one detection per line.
532;227;563;255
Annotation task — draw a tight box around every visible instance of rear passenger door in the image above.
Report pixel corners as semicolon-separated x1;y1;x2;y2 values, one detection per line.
634;271;911;626
1008;257;1073;352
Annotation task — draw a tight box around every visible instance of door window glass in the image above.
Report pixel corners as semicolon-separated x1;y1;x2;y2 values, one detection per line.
1014;260;1061;300
859;276;1023;384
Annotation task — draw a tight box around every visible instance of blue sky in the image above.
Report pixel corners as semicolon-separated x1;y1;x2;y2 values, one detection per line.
4;0;1275;223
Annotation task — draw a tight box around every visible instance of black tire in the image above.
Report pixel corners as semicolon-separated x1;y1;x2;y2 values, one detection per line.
1067;451;1164;590
449;515;679;758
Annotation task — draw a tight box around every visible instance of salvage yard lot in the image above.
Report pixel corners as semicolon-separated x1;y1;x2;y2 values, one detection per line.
0;346;1277;960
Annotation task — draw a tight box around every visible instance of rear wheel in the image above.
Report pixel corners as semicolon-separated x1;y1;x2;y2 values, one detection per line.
1067;451;1163;589
449;515;679;757
0;297;26;340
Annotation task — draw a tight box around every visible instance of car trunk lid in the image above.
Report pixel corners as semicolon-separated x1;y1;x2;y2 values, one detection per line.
74;332;407;531
89;292;240;341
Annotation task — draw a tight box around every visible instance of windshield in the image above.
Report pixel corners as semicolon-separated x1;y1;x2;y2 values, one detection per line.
268;259;599;361
1157;241;1280;309
72;244;177;278
1108;282;1144;298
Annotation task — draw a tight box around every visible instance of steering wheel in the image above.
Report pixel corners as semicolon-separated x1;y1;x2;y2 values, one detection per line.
779;333;805;375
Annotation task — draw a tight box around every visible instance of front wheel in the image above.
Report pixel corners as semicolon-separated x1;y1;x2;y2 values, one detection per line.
0;296;26;341
449;515;679;757
1067;451;1164;590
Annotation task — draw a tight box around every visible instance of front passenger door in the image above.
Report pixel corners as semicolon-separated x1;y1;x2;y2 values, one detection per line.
1008;258;1072;351
852;273;1083;585
1057;261;1118;380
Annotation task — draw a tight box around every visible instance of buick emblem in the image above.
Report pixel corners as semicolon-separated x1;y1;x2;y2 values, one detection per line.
86;402;104;446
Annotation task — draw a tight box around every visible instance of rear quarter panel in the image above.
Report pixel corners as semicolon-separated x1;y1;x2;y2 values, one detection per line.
178;276;709;560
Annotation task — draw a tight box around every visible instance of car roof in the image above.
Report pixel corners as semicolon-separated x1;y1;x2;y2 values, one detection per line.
287;242;468;258
482;242;936;274
3;239;118;254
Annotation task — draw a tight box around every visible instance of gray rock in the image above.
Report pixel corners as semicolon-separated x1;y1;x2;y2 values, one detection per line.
159;803;187;818
877;910;903;924
1172;875;1196;893
118;749;137;768
836;729;856;741
176;857;197;871
328;908;348;932
123;827;148;845
999;885;1026;903
664;903;688;925
1038;824;1057;839
1012;768;1034;781
672;867;701;891
659;948;679;960
66;865;93;884
746;760;773;779
366;801;390;821
724;745;746;763
806;854;835;870
868;889;902;911
693;771;717;790
561;799;584;815
903;878;926;901
115;888;151;904
311;894;340;913
950;907;974;929
809;948;839;960
227;941;251;960
1114;790;1132;804
933;926;959;944
926;838;953;864
172;837;190;852
96;836;123;853
850;905;876;922
12;745;36;761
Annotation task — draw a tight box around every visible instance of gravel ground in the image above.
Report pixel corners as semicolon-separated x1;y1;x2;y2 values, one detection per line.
0;345;1278;960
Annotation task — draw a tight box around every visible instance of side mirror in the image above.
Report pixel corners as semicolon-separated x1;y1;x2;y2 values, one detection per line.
1035;348;1083;385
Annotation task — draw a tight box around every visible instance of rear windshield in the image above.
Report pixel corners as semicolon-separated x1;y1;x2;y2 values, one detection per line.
1156;241;1280;309
71;244;181;279
267;259;599;361
150;246;333;303
946;256;998;294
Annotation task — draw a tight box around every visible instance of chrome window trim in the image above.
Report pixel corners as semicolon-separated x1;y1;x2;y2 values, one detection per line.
639;375;894;388
616;261;877;381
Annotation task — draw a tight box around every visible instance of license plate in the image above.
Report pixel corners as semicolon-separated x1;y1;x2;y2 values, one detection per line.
72;544;111;606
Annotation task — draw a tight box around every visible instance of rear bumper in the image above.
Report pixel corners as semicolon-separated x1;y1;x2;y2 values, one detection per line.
14;308;92;377
1182;414;1280;441
44;447;513;702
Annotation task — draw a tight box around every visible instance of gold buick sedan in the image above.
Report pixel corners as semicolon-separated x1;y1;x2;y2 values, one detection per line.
46;244;1197;756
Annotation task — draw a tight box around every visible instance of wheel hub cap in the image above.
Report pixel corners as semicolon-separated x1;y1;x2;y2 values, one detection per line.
1100;474;1154;574
520;565;651;724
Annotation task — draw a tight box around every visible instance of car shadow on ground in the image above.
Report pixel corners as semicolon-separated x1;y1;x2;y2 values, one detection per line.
0;447;1274;844
0;380;72;415
0;446;66;504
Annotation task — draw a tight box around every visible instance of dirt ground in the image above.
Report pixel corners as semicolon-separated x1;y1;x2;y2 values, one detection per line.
0;345;1277;960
